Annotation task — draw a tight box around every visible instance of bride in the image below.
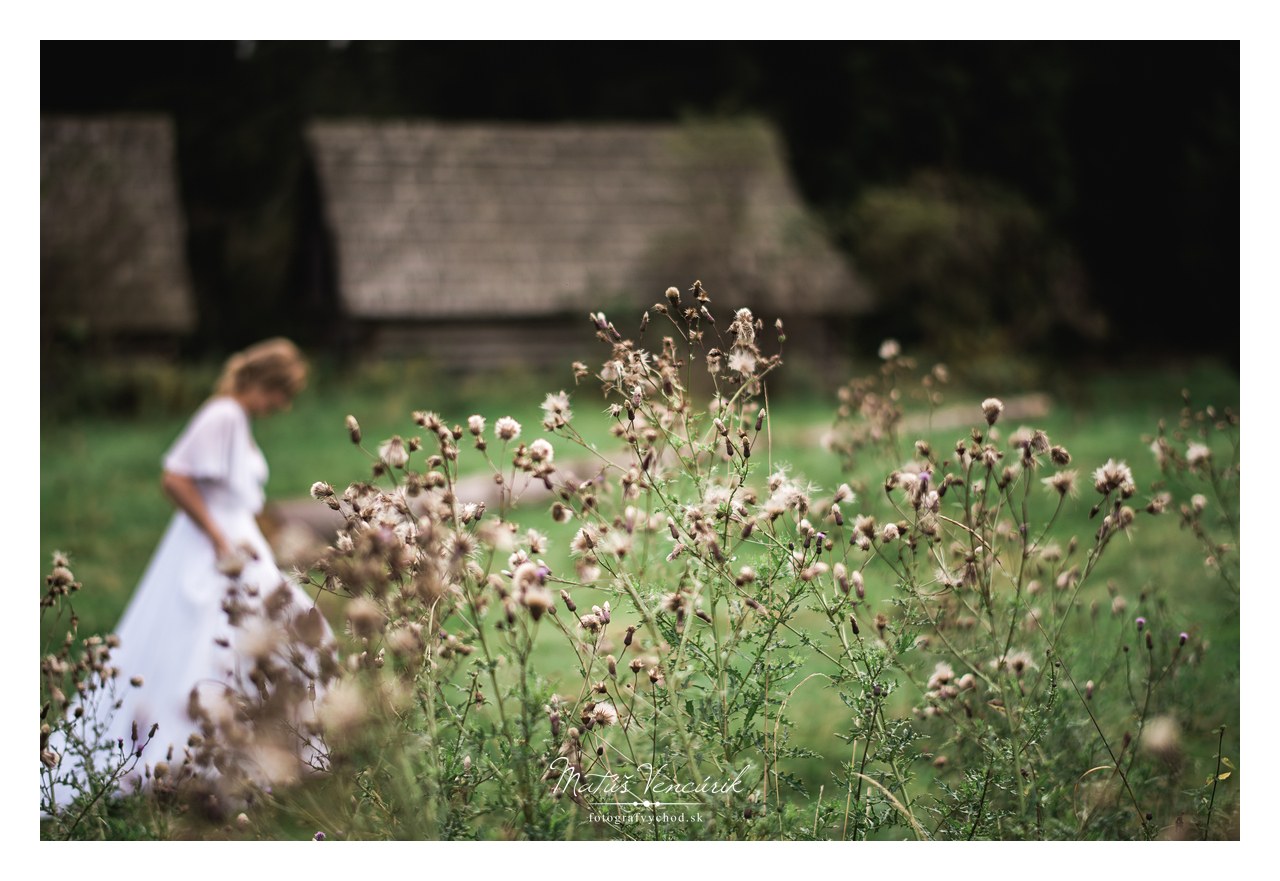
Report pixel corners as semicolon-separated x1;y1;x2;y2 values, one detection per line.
44;338;337;812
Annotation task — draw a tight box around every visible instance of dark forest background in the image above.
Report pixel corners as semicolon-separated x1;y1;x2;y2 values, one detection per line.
40;41;1240;365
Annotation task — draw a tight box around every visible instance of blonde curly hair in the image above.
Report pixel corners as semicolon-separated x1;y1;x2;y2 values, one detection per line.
215;338;308;398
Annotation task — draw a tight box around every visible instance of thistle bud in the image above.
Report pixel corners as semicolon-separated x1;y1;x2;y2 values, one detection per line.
981;398;1004;427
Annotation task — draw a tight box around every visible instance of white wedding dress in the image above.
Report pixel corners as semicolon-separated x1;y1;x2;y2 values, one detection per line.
45;396;333;810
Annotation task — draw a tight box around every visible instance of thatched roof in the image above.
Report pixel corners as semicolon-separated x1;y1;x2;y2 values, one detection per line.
307;119;869;321
41;116;197;338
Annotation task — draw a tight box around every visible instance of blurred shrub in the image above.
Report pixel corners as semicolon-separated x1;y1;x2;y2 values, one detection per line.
42;351;220;422
847;171;1106;372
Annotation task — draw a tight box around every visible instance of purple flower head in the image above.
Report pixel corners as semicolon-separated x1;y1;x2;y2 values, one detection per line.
313;831;326;841
1135;617;1146;632
1179;632;1189;645
536;565;550;583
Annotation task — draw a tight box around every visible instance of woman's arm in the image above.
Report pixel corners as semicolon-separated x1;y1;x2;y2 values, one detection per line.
161;470;232;559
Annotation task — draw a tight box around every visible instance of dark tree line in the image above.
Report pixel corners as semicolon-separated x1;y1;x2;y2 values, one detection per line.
41;41;1239;362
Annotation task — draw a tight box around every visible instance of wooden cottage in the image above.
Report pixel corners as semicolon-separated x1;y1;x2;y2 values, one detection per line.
41;116;196;347
306;119;871;368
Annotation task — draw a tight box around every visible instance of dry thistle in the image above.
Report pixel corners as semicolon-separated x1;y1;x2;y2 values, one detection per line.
494;417;522;442
1042;470;1079;498
379;436;409;469
982;397;1005;426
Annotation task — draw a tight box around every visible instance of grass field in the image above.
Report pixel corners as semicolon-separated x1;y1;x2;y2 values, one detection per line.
40;352;1240;837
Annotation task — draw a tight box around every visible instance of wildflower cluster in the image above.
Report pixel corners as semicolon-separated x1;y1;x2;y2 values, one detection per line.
41;286;1237;841
1146;391;1239;599
40;546;341;837
40;552;152;836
